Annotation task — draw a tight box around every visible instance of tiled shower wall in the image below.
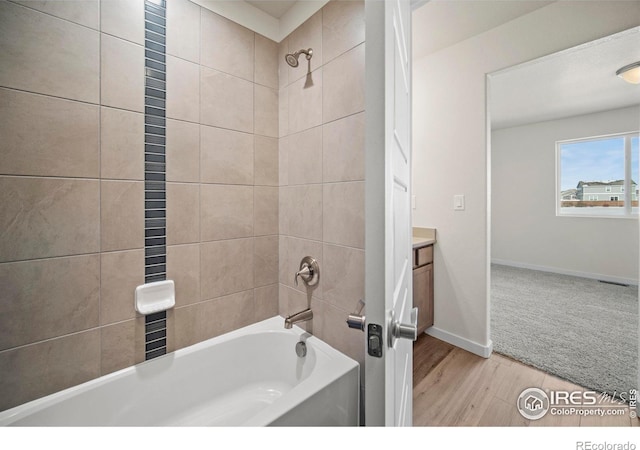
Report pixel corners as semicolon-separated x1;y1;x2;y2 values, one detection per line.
0;0;278;411
277;1;366;367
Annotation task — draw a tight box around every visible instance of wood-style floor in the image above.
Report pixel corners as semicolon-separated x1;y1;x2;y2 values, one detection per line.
412;334;637;427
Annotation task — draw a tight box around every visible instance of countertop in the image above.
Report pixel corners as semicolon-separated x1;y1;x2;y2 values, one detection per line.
412;227;436;248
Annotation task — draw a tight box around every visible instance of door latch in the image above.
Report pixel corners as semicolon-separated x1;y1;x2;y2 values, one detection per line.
368;323;383;357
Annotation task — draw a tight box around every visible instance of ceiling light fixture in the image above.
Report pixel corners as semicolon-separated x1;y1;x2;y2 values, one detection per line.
616;61;640;84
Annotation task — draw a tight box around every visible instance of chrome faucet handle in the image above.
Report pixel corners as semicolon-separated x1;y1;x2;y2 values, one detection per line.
294;256;319;287
294;265;311;286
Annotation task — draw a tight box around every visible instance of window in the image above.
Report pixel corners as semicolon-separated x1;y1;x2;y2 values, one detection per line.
557;132;639;217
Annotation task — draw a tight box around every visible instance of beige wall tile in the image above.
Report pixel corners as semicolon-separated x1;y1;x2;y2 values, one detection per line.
167;55;200;123
0;330;100;412
100;0;144;45
167;0;200;63
288;68;322;134
201;67;254;133
173;304;199;350
279;136;289;187
0;177;100;262
254;235;278;287
14;0;100;29
174;290;254;350
167;244;200;307
322;43;365;124
210;289;256;335
100;249;144;325
254;85;278;138
101;319;144;376
0;88;99;178
167;119;200;183
279;236;323;298
254;186;279;236
200;126;254;185
254;136;278;186
322;0;365;63
322;244;364;311
167;183;200;245
279;88;289;138
201;185;253;241
287;10;323;84
280;185;322;241
323;182;364;248
254;284;279;322
101;34;144;113
201;239;254;300
322;112;365;182
255;34;278;89
101;180;144;252
312;299;363;366
0;2;99;103
201;9;254;81
288;126;322;185
101;107;144;180
0;255;99;351
278;38;289;89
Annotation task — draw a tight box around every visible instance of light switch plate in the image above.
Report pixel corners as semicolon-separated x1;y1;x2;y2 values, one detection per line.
412;195;416;210
454;194;465;211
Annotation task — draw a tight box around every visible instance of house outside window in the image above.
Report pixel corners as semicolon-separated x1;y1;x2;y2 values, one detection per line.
558;132;639;217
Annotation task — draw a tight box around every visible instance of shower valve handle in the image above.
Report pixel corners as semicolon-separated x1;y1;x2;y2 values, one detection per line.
294;256;319;287
294;265;312;286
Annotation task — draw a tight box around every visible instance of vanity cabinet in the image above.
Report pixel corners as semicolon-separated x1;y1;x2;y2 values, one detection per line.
413;244;434;334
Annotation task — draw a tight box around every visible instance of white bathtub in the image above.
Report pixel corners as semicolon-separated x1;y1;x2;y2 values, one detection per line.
0;316;359;426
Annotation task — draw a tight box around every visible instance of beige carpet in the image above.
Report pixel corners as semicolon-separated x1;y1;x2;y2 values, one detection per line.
491;264;638;400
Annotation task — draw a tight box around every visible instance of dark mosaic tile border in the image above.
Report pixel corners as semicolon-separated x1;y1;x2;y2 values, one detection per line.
144;0;167;360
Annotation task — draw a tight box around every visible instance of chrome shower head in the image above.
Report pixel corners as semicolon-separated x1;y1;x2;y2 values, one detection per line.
285;48;313;68
285;53;300;67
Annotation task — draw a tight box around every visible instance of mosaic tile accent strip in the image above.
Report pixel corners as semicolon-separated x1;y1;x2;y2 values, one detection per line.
144;0;167;360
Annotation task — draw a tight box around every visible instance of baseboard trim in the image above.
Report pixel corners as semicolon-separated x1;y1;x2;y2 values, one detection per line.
491;259;638;286
425;326;493;359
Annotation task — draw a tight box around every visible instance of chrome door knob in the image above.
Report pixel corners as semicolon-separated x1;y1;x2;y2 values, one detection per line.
346;299;366;331
389;307;418;346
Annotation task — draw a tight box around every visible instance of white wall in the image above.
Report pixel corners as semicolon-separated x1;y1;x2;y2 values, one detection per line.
492;106;639;284
412;1;640;354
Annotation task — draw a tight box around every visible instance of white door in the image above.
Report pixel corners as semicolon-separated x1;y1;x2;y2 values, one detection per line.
364;0;414;426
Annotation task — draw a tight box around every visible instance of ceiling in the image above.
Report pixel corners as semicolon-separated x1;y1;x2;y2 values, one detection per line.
412;0;554;60
490;27;640;130
246;0;296;19
192;0;326;42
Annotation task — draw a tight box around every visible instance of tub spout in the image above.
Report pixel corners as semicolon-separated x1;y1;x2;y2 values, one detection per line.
284;309;313;329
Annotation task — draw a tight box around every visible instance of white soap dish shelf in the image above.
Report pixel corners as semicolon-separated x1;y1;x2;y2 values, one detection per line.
135;280;175;315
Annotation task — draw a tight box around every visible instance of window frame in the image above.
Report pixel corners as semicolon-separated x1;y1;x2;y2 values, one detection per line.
556;131;639;219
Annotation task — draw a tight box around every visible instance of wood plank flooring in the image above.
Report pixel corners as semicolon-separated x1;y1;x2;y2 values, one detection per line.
413;334;636;427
